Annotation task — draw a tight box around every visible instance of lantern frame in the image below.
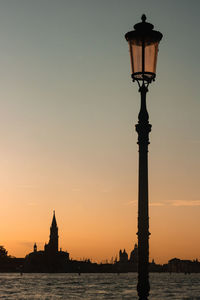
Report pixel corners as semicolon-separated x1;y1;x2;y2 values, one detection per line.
125;15;163;84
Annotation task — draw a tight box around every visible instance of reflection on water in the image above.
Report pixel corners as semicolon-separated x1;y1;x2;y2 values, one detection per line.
0;273;199;299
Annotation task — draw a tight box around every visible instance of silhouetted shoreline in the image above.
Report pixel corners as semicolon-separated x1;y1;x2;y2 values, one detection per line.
0;256;200;274
1;213;199;273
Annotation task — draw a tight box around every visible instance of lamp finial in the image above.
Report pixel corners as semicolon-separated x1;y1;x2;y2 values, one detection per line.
141;14;146;22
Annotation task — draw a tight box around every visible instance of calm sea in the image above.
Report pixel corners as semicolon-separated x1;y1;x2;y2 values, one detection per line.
0;273;199;299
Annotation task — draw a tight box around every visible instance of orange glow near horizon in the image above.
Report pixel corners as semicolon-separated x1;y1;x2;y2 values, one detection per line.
1;180;200;264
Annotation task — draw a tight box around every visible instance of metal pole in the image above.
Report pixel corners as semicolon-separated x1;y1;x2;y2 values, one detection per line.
136;83;151;300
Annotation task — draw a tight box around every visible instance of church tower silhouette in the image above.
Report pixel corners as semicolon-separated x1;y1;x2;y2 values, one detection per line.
45;210;59;254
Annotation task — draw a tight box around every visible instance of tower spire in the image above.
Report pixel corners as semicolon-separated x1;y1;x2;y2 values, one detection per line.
51;210;57;227
47;210;59;253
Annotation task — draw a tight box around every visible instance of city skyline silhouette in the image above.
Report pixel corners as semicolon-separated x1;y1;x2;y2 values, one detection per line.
1;211;200;274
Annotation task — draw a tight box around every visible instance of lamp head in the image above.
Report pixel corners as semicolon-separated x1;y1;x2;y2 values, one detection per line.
125;15;163;83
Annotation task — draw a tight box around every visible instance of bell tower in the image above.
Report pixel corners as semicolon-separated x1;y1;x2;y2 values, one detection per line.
48;210;59;253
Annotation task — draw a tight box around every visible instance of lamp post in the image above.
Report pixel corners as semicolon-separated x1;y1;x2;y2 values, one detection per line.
125;15;162;300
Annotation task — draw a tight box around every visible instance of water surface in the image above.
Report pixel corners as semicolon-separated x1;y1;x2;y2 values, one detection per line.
0;273;199;299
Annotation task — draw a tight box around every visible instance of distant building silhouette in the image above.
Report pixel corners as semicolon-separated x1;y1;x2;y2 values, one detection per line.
119;249;128;263
33;243;37;253
130;243;138;264
116;243;138;272
24;211;69;272
167;258;200;273
44;210;59;254
119;244;138;264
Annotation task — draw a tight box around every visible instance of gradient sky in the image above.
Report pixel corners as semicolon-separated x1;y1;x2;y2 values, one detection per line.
0;0;200;264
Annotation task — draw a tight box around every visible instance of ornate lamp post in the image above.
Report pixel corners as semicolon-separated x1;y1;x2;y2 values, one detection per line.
125;15;163;300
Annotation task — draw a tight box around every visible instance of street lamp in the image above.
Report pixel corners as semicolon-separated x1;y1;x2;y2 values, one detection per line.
125;15;163;300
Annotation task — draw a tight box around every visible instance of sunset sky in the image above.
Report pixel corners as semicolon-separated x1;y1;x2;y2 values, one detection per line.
0;0;200;264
